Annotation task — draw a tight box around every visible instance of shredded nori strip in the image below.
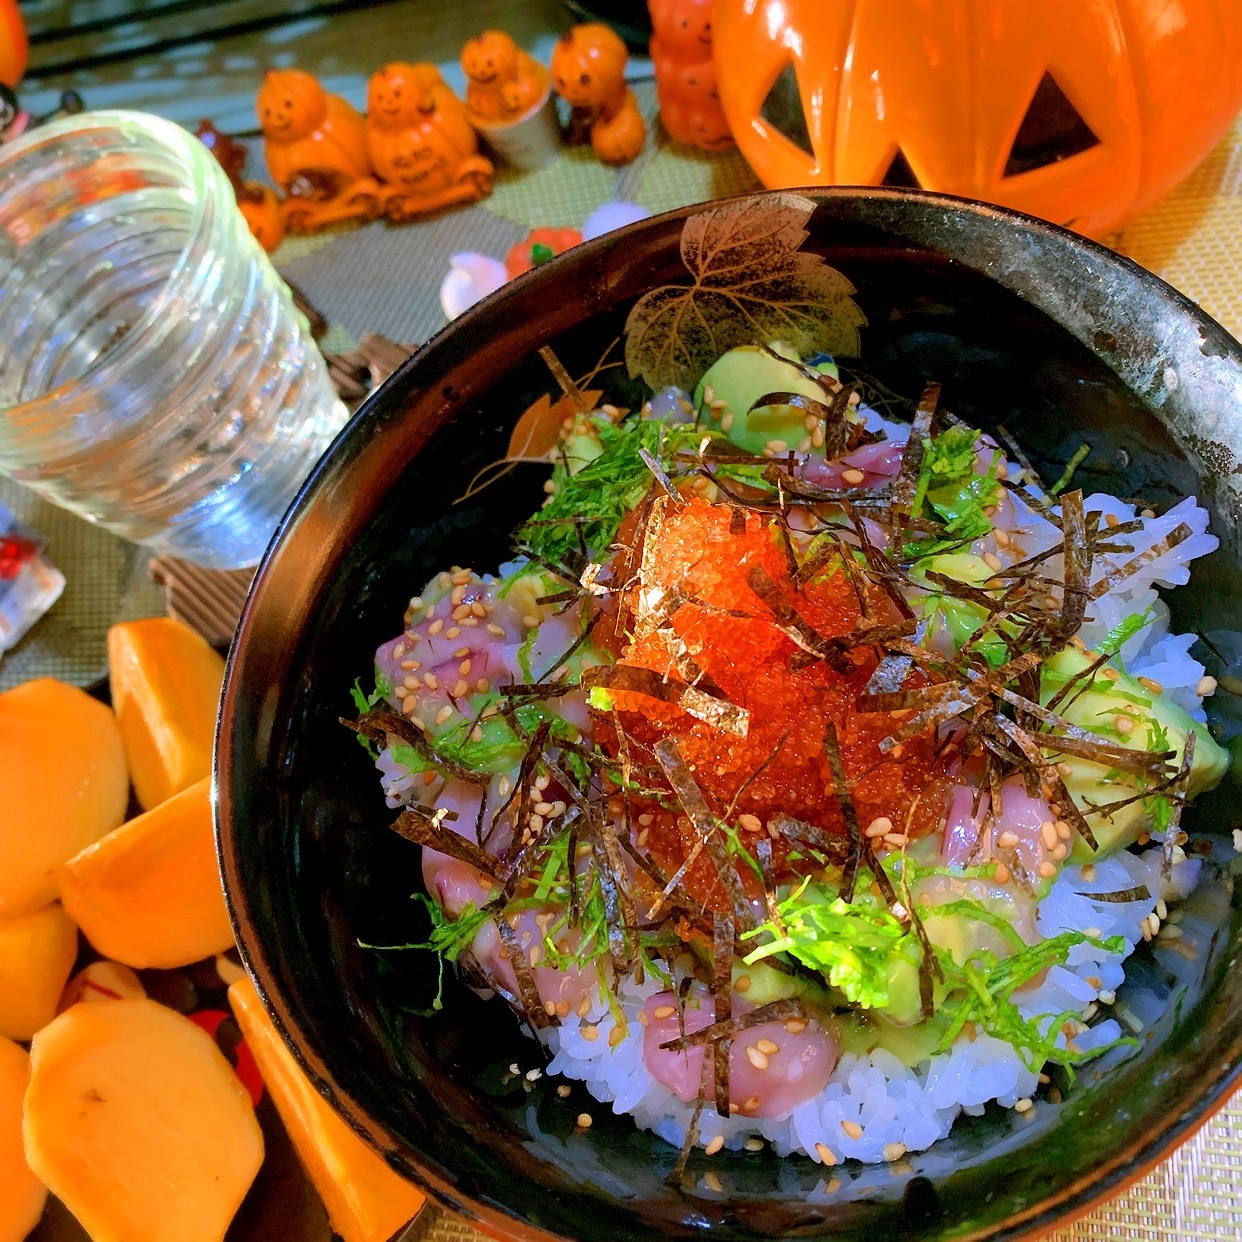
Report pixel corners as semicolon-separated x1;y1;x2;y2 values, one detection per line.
1163;729;1195;878
985;714;1099;851
1089;523;1193;599
1075;885;1152;904
345;705;483;786
581;663;750;737
711;913;734;1117
746;564;859;673
494;911;555;1029
654;737;760;933
889;382;940;536
390;807;505;880
591;806;641;975
1046;489;1090;649
638;445;682;503
770;814;850;862
658;999;807;1052
823;721;868;904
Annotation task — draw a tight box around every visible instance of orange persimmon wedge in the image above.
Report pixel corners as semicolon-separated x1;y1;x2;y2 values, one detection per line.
106;618;225;811
23;998;263;1242
0;678;129;917
229;979;425;1242
1;1037;46;1242
0;904;79;1042
59;777;234;970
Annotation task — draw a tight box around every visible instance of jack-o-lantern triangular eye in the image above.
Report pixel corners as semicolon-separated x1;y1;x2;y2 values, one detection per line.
1004;72;1100;178
879;148;921;189
760;60;814;159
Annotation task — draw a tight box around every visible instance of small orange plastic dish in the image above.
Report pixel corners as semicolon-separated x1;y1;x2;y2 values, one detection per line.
713;0;1242;237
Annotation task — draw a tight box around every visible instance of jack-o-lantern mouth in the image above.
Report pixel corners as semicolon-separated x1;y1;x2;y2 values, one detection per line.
471;70;498;83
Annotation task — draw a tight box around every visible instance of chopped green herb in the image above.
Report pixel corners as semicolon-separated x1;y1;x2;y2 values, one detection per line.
1050;444;1091;496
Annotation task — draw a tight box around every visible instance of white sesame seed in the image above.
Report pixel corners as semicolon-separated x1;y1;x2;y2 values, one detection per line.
745;1046;769;1070
983;551;1003;571
576;1113;593;1128
883;1142;907;1162
653;1004;675;1019
841;467;865;486
814;1142;836;1165
581;1025;599;1042
702;1171;723;1193
744;1137;764;1153
1014;1097;1034;1113
435;705;453;726
840;1119;863;1139
1197;675;1218;697
765;439;788;454
755;1038;779;1056
865;816;893;838
704;1135;724;1156
1114;714;1136;736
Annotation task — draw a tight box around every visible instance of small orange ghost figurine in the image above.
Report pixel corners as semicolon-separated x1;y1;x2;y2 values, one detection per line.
551;24;646;165
461;31;549;123
648;0;732;150
257;68;381;233
365;63;494;222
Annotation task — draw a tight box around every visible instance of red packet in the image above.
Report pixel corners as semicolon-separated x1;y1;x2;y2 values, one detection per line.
0;503;64;655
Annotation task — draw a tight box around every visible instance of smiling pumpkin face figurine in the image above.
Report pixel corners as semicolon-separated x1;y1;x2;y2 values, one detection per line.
551;23;646;164
461;31;548;123
365;62;494;222
648;0;732;149
257;68;381;233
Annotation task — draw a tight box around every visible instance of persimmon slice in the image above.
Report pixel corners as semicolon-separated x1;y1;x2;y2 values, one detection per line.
106;618;225;811
23;999;262;1242
60;776;233;970
0;678;128;916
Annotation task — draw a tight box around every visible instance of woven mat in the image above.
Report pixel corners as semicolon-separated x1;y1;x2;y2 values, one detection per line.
4;89;1241;1240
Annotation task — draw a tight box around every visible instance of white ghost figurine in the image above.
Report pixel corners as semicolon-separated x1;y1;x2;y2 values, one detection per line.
440;252;509;321
581;201;651;241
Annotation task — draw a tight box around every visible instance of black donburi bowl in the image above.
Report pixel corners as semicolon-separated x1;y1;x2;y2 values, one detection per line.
217;189;1242;1241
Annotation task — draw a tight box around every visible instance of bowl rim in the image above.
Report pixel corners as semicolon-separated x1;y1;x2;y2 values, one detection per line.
215;184;1242;1242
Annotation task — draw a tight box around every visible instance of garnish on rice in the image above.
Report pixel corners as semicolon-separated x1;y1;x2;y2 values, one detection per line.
348;221;1226;1168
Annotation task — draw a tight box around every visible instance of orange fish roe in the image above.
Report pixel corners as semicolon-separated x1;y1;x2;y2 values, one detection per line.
601;499;945;904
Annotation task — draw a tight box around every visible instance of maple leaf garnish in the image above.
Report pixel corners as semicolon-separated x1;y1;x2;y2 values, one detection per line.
506;388;604;462
623;193;867;392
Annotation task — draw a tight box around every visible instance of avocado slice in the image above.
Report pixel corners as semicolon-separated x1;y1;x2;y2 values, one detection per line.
693;345;838;456
1040;646;1227;860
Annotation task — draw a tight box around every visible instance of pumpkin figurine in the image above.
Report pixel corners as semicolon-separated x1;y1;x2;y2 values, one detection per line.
713;0;1242;238
505;226;582;278
365;62;494;222
196;120;286;253
551;24;646;165
648;0;732;149
461;31;548;123
237;186;286;253
257;68;381;234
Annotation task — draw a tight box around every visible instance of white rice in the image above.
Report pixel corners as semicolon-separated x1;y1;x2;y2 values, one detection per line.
539;848;1200;1164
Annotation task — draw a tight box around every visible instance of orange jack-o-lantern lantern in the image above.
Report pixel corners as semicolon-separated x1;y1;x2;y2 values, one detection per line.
714;0;1242;237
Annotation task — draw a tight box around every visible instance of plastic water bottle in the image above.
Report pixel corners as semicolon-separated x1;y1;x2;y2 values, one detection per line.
0;111;348;569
